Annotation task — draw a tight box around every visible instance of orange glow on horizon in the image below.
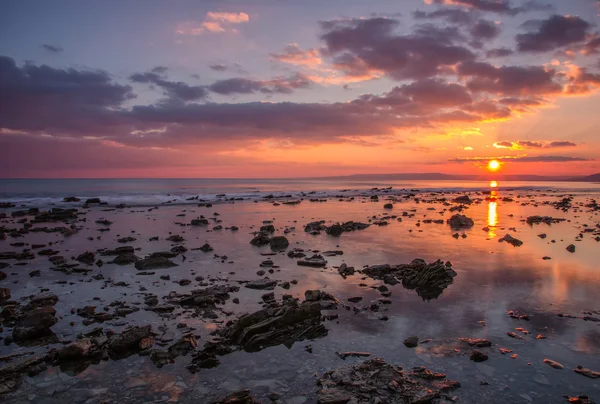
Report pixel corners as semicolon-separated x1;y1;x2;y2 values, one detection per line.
490;180;498;188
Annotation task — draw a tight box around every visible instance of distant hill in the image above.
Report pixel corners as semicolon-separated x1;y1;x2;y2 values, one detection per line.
315;173;600;182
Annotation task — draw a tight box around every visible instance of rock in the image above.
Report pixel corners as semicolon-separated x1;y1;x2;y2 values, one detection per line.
250;234;271;246
404;336;419;348
270;236;289;251
384;203;393;209
101;246;134;256
260;224;275;233
574;366;600;378
316;358;460;404
499;234;523;247
447;214;474;229
326;224;343;237
470;350;488;362
12;307;57;341
363;259;456;300
111;253;140;265
0;288;11;304
245;279;278;290
57;338;94;360
212;389;256;404
30;292;58;307
347;296;362;303
109;325;152;352
453;195;472;204
543;359;564;370
191;218;209;226
63;196;81;202
85;198;101;204
166;234;184;242
459;338;492;347
200;243;213;252
337;263;355;278
566;244;576;253
76;251;95;264
297;255;327;268
305;290;338;303
134;255;178;270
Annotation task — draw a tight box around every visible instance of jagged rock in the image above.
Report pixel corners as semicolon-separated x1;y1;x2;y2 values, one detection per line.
29;292;58;307
245;279;278;290
57;338;94;360
326;224;343;237
305;290;338;303
363;259;456;300
134;255;178;270
304;221;326;233
177;285;239;307
250;234;270;246
317;358;460;404
212;389;256;404
12;307;57;341
297;255;327;268
270;236;289;251
200;243;213;252
499;234;523;247
191;218;209;226
203;300;327;353
447;214;474;229
470;350;488;362
76;251;95;264
111;253;140;265
337;263;355;278
109;325;152;352
100;246;134;256
574;366;600;379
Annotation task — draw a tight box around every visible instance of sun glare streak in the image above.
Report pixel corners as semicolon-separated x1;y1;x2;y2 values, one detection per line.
487;201;498;238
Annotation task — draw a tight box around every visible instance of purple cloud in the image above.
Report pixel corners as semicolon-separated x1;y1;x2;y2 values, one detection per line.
517;15;592;53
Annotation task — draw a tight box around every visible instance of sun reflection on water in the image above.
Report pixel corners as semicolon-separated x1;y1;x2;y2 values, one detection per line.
487;187;498;238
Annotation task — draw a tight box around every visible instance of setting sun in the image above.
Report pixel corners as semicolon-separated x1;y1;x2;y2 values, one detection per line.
488;160;500;171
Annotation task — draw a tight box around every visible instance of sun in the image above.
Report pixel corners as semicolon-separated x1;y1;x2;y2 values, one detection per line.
488;159;500;172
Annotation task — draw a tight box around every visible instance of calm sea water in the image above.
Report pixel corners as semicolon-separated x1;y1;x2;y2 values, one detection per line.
1;178;599;207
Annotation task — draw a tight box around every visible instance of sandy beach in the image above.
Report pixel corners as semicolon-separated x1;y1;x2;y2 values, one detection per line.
0;183;599;403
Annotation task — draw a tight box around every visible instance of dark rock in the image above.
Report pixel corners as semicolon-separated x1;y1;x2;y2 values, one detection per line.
76;251;95;265
499;234;523;247
469;350;488;362
85;198;101;204
566;244;576;253
191;219;209;226
111;253;140;265
134;256;178;270
109;325;152;352
404;336;419;348
250;234;271;246
326;224;343;237
245;279;278;290
447;214;474;229
297;255;327;268
13;307;57;341
317;358;460;404
270;236;289;251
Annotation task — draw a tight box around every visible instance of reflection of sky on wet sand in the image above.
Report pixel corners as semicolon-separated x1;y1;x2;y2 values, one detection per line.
2;189;600;403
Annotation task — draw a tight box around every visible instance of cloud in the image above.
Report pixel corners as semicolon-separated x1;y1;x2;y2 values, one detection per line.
493;140;578;149
209;63;228;71
457;61;562;95
516;15;592;53
319;17;475;80
42;44;63;53
208;73;312;95
270;44;322;67
176;11;249;35
413;8;475;24
450;155;590;163
486;47;514;57
206;12;249;23
470;19;501;39
0;55;134;134
426;0;552;15
130;71;208;101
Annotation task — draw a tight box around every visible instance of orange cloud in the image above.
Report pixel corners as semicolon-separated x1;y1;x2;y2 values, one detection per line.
176;11;249;35
270;44;322;68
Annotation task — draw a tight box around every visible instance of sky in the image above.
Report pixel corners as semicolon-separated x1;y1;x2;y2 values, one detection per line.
1;0;600;178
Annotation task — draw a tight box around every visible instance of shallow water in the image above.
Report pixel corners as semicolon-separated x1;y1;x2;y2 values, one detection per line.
1;187;599;403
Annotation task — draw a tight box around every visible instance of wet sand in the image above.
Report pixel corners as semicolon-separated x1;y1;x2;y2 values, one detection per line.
1;188;599;403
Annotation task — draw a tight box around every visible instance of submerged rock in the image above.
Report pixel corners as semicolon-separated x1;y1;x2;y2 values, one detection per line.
134;255;178;270
297;255;327;268
317;358;460;404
